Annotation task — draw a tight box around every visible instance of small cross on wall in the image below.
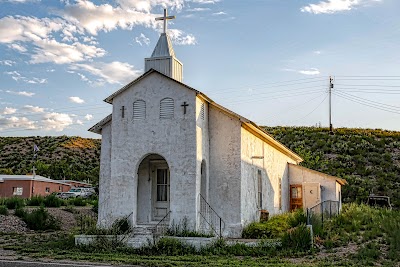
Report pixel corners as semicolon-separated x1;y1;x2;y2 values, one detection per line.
181;102;189;114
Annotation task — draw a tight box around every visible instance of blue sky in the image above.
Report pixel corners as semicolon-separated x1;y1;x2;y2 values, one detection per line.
0;0;399;137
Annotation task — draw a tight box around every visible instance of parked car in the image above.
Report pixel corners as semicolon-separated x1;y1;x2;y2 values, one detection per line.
56;192;76;199
68;187;96;198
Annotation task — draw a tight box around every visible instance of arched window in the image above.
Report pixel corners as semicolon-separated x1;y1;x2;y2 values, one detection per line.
160;97;174;119
133;100;146;121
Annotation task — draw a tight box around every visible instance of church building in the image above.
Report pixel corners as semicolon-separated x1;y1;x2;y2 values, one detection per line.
89;10;346;238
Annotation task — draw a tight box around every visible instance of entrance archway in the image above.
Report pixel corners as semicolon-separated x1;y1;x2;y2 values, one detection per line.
137;154;170;224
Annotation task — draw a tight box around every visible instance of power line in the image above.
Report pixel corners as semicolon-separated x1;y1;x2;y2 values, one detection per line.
291;93;328;124
336;91;400;110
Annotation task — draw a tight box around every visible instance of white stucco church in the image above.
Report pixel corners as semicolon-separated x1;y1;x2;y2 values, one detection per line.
89;10;346;238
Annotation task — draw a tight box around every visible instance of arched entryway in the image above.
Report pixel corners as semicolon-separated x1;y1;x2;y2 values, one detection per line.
137;154;170;224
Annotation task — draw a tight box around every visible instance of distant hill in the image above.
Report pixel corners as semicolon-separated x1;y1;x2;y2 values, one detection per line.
264;126;400;207
0;136;100;185
2;127;399;207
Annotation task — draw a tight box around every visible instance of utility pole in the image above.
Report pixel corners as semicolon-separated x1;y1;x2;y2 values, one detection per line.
329;76;334;134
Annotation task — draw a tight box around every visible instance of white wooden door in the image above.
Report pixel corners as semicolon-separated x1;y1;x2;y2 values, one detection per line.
152;167;170;221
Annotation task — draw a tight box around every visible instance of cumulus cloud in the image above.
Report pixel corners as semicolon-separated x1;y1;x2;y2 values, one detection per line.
8;43;27;52
85;114;93;120
76;119;83;125
298;68;321;75
22;105;45;113
212;11;227;16
190;0;221;3
0;116;37;130
187;7;210;11
168;29;196;45
3;0;41;3
69;96;85;104
0;60;16;66
42;112;74;131
6;90;35;97
135;33;150;46
301;0;382;14
1;107;17;115
71;61;142;85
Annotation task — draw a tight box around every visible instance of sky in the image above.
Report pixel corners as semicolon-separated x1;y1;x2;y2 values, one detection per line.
0;0;399;138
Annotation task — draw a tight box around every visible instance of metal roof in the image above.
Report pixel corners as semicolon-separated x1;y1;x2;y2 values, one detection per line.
88;113;112;134
0;175;71;185
151;33;175;58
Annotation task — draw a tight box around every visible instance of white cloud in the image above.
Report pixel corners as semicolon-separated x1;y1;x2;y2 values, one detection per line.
135;33;150;46
42;112;74;131
22;105;45;113
190;0;220;4
85;114;93;120
76;119;83;125
71;61;142;85
0;116;37;130
0;60;16;66
212;11;227;16
3;0;41;3
187;7;211;11
298;68;321;75
4;71;47;84
1;107;17;115
6;90;35;97
314;50;322;55
301;0;382;14
69;96;85;104
7;43;27;52
168;29;196;45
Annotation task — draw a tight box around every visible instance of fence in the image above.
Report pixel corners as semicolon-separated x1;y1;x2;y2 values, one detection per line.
307;200;340;227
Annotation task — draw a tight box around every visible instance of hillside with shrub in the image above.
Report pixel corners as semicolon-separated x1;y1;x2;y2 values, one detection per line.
264;126;400;207
0;136;100;185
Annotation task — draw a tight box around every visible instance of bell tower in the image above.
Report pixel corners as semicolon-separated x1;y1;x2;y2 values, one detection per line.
145;9;183;82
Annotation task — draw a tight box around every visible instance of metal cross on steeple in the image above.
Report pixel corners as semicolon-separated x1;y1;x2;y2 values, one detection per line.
155;8;176;33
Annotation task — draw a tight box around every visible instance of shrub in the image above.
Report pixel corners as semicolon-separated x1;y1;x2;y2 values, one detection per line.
14;206;27;218
281;224;311;251
70;197;86;207
43;194;63;207
91;199;98;213
242;213;292;239
26;195;44;206
0;205;8;216
5;197;25;209
22;206;61;231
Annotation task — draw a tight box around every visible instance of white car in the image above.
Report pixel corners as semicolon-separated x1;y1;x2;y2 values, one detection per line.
68;188;94;198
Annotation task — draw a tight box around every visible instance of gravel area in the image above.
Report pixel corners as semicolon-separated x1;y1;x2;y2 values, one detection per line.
0;215;29;233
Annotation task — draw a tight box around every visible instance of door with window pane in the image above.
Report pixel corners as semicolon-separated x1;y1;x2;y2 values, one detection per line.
153;167;170;221
290;185;303;211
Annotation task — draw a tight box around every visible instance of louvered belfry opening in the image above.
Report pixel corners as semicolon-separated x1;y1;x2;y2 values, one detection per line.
160;97;174;119
133;100;146;121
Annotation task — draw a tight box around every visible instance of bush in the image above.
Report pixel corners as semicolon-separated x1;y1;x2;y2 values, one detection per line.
5;197;25;209
43;194;63;207
26;195;44;206
22;206;61;231
91;199;98;213
69;197;86;207
0;205;8;216
281;224;311;251
242;213;293;239
14;207;27;218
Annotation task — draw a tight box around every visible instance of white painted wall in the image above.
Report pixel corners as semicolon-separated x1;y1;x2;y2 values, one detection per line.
208;106;242;237
97;122;112;227
288;164;342;209
240;128;297;228
106;72;198;229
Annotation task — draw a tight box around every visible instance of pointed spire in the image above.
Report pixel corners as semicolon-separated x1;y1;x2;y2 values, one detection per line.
145;8;183;82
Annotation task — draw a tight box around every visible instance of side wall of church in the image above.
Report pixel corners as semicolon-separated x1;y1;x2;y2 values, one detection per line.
195;97;210;230
107;72;198;228
98;122;112;227
240;128;297;227
209;106;242;237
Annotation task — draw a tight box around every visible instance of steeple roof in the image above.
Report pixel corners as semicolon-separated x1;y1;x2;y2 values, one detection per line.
151;33;175;58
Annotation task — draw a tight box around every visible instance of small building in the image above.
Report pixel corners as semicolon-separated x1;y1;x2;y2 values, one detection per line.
0;175;91;198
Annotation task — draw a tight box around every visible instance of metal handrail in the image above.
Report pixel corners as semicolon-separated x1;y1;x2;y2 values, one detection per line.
199;194;225;238
154;210;171;237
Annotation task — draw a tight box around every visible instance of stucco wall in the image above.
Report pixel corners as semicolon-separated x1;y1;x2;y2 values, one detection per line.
240;128;297;227
288;164;341;208
0;180;70;198
208;106;242;237
98;122;112;227
107;72;198;228
195;97;210;229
